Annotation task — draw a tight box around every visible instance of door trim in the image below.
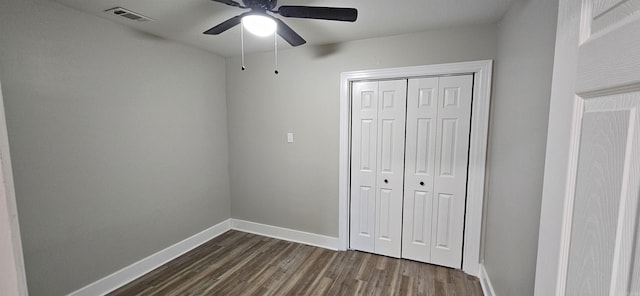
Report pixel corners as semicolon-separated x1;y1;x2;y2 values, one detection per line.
338;60;493;276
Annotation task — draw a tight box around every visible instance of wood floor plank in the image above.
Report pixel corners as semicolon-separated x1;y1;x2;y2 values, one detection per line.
108;230;483;296
308;277;333;295
228;241;294;295
300;251;338;294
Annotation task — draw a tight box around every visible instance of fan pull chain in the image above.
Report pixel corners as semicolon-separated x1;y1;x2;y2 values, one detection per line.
241;24;246;71
274;32;279;75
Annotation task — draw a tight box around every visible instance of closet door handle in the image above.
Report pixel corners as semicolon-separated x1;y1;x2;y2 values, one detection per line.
419;181;425;186
384;179;389;184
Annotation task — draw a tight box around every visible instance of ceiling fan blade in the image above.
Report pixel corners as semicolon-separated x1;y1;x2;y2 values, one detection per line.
203;14;245;35
274;18;306;46
211;0;243;8
277;6;357;22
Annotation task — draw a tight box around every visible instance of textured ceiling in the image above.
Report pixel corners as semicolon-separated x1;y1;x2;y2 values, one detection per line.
54;0;514;57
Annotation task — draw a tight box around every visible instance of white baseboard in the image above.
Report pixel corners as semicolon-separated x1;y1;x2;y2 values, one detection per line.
67;218;341;296
67;218;232;296
479;263;496;296
230;219;340;250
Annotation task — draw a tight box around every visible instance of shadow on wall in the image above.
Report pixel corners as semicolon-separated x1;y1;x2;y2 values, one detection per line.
124;26;165;41
310;43;343;58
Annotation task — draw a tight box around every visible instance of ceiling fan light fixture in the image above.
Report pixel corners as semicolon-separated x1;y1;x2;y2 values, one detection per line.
242;14;277;37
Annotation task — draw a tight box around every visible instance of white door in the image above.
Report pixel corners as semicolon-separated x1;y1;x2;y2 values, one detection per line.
350;80;407;257
535;0;640;295
402;76;473;268
374;80;407;257
350;81;378;253
401;77;439;263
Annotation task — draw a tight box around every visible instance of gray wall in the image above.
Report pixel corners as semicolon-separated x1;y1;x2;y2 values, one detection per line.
482;0;558;295
0;80;28;296
226;25;498;237
0;0;230;295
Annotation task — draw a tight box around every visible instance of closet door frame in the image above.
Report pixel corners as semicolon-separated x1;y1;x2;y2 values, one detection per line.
338;60;493;277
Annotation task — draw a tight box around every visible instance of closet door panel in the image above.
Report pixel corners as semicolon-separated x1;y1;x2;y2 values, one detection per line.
402;77;439;262
350;81;378;253
374;79;407;258
350;76;472;267
431;75;473;268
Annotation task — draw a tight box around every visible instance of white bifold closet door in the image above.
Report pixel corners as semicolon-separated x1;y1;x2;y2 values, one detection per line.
350;79;407;258
401;75;473;268
350;75;472;268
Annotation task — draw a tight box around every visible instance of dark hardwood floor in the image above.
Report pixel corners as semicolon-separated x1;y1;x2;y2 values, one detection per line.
109;230;483;295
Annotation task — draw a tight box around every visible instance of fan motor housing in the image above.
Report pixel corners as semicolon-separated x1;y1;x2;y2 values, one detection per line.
242;0;277;10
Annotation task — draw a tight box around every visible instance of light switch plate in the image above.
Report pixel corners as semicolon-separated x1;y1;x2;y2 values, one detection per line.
287;132;294;143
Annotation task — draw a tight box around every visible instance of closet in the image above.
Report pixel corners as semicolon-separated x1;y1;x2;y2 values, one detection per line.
349;75;473;269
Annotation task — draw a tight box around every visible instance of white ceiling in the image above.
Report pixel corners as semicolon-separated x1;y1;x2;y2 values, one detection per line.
54;0;515;57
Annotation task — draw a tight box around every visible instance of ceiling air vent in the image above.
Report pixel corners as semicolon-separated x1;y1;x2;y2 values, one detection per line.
105;7;153;22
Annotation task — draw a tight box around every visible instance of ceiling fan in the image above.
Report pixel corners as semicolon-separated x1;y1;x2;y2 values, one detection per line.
203;0;358;47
